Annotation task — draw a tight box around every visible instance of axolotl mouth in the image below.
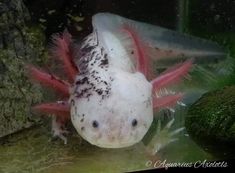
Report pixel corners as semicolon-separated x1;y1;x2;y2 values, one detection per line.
27;13;225;148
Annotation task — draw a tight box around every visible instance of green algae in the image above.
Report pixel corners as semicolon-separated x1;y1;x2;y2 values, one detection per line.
0;0;48;137
0;25;48;137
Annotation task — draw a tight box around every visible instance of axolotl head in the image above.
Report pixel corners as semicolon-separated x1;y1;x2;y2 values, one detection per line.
70;69;153;148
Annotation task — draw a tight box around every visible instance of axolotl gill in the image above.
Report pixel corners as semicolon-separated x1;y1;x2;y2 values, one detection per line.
27;13;225;152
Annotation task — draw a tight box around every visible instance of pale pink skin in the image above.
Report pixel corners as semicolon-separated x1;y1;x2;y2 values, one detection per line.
27;13;194;148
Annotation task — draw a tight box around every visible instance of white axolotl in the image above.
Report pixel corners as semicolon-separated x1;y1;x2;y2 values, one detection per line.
27;13;225;153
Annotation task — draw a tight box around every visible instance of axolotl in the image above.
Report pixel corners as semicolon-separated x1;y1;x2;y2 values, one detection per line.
27;13;225;153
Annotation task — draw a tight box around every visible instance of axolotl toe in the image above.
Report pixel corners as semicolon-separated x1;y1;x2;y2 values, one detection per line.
27;13;225;151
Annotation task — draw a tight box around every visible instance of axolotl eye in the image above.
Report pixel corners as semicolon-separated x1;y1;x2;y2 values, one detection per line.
131;119;138;127
92;120;99;128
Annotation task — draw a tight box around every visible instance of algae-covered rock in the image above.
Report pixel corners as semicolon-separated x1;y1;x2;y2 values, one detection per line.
0;0;47;137
185;86;235;156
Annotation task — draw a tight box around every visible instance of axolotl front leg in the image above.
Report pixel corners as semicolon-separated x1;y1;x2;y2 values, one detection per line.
145;118;185;155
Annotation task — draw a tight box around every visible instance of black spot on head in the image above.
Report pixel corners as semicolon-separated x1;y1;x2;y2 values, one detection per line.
92;120;99;128
96;89;103;95
81;127;85;131
100;58;108;66
80;118;84;122
101;47;104;55
132;119;138;127
76;77;89;85
70;99;75;106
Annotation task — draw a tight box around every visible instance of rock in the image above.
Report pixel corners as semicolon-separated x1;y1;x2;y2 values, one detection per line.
0;0;47;137
185;86;235;157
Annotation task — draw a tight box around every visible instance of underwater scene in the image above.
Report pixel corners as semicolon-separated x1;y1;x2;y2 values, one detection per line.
0;0;235;172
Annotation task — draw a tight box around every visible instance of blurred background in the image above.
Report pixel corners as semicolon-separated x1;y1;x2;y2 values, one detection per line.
0;0;234;173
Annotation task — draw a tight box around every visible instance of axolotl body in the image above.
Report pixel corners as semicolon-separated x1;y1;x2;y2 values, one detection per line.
28;13;225;152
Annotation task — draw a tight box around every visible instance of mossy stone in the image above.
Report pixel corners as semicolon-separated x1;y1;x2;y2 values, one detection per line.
0;0;47;137
185;86;235;157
